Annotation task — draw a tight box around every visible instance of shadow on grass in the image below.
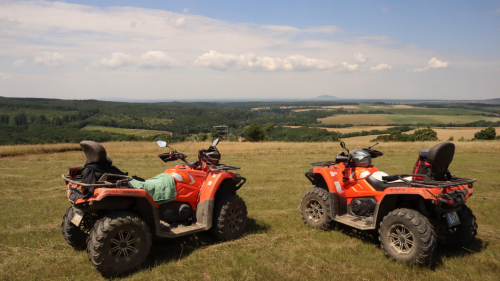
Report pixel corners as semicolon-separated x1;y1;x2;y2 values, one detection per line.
329;222;487;269
131;217;270;276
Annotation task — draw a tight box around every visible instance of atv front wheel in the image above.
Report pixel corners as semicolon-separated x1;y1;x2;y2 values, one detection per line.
61;207;88;250
300;188;333;230
211;194;248;241
446;205;478;247
379;208;436;265
87;211;151;276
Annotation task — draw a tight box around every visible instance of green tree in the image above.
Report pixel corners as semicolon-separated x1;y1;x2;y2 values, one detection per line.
228;133;238;142
448;136;454;141
244;123;265;142
474;127;496;140
198;133;208;141
210;128;220;140
265;123;275;133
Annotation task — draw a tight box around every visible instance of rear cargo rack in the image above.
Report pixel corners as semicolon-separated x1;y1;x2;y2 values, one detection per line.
62;173;133;187
392;174;476;188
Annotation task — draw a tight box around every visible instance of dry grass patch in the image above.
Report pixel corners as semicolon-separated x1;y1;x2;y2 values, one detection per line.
0;143;80;157
319;114;394;125
1;141;500;280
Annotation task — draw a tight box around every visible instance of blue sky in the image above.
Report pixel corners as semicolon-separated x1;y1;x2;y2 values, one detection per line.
1;0;499;100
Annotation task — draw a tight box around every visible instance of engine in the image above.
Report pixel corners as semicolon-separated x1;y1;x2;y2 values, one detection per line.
351;197;377;216
159;202;192;223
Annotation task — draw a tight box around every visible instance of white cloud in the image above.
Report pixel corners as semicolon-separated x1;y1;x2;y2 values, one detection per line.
304;25;340;34
90;51;175;69
0;72;12;80
371;63;392;71
353;53;366;63
411;57;449;72
174;17;187;27
12;59;25;67
34;52;73;67
340;62;358;72
183;8;189;13
195;50;335;71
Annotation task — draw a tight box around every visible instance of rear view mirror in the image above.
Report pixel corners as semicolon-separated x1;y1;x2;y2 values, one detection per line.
212;138;220;147
340;141;346;150
157;140;167;148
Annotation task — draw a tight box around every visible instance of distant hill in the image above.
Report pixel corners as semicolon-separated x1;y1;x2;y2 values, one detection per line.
317;95;339;100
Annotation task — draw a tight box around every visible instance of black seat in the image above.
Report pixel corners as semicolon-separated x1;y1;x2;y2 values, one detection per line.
366;175;407;191
426;142;455;180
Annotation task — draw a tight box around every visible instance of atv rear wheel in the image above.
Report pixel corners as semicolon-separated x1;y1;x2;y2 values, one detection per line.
87;211;151;276
446;205;478;247
300;188;333;230
379;208;436;265
61;207;88;250
211;194;248;241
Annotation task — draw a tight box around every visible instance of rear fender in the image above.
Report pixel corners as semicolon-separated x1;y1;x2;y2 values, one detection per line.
199;171;237;201
376;193;430;229
311;167;344;193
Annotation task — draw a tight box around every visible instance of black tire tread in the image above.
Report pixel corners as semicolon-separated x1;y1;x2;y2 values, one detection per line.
86;211;151;276
300;187;333;230
211;194;248;241
379;208;437;265
61;206;88;251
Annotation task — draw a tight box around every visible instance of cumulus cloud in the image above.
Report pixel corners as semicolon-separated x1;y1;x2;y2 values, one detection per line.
183;8;189;13
34;52;73;67
90;51;175;69
371;63;392;71
12;59;25;67
410;57;449;72
174;17;187;27
353;53;366;63
194;50;335;71
340;62;358;72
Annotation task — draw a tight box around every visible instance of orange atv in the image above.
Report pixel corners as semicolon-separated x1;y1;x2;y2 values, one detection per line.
300;141;477;265
61;139;247;275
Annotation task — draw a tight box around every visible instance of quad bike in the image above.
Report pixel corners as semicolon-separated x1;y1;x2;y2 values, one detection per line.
300;141;477;265
61;139;247;275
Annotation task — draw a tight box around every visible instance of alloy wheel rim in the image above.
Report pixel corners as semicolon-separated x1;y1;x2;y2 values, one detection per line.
227;207;242;229
110;230;139;261
306;199;324;222
388;224;414;255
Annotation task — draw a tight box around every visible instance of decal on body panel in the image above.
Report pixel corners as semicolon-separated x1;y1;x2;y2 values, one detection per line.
330;171;338;177
188;174;196;185
334;181;343;193
172;173;183;182
359;171;371;179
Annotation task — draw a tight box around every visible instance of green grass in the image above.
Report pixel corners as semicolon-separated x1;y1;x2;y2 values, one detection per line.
0;141;499;280
82;125;169;137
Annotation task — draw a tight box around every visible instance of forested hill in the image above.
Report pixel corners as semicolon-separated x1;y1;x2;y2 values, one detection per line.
0;97;356;144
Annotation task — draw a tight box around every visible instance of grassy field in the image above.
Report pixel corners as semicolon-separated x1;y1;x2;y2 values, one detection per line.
82;125;170;137
319;114;500;125
0;143;80;157
1;141;499;280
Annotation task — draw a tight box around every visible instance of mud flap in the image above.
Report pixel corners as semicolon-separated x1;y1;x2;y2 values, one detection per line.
329;192;339;219
196;199;214;230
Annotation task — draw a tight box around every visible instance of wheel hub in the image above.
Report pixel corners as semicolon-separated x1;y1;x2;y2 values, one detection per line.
388;224;414;255
110;230;139;261
306;199;324;223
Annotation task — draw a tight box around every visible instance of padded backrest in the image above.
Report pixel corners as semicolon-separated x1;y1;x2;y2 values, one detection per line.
427;142;455;175
80;140;107;164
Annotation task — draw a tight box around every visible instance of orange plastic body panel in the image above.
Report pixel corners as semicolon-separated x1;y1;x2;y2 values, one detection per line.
67;182;159;208
312;163;473;204
165;166;209;210
198;170;237;202
66;163;238;210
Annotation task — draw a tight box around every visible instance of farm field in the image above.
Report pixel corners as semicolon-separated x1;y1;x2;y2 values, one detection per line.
1;141;499;280
285;125;395;133
319;114;500;125
82;125;170;137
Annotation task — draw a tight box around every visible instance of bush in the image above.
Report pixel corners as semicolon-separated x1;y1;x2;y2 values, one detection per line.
244;123;265;142
474;127;496;140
